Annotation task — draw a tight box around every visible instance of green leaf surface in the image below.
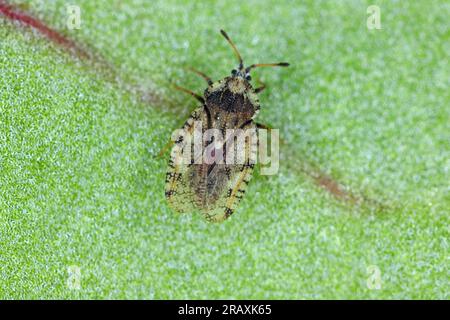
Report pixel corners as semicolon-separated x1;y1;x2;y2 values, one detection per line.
0;0;448;299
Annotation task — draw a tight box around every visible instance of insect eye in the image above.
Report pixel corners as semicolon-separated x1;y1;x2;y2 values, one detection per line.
245;74;252;81
231;69;237;76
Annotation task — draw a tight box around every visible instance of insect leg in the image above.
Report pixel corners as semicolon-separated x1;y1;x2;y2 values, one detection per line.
256;122;288;146
253;78;266;93
185;67;213;85
157;140;174;158
255;86;266;94
255;122;272;130
173;84;205;103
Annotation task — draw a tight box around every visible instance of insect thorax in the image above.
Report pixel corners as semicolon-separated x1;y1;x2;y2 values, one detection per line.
204;76;260;122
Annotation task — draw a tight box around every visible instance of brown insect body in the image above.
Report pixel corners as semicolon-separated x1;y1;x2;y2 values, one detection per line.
205;75;259;123
165;30;288;222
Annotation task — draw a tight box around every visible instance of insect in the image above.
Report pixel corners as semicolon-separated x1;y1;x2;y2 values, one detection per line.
165;29;289;222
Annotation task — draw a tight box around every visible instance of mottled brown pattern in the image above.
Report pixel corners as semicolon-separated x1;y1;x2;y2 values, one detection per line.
165;30;288;222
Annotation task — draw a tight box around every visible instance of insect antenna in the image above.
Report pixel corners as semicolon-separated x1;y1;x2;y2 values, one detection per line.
245;62;289;73
220;29;244;69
